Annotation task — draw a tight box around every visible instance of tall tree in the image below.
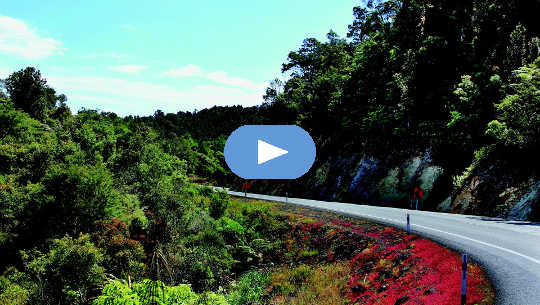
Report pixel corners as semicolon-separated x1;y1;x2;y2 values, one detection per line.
4;67;49;120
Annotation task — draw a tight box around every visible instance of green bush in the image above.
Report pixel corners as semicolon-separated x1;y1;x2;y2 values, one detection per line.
486;58;540;151
0;267;36;305
209;191;230;219
21;234;105;305
170;244;234;292
21;164;120;241
93;280;201;305
217;217;246;244
196;292;229;305
230;201;282;240
227;270;270;305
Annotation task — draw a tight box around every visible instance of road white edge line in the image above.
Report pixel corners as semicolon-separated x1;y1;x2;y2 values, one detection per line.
341;212;540;267
412;223;540;266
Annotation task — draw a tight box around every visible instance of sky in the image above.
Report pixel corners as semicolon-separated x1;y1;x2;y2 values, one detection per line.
0;0;358;116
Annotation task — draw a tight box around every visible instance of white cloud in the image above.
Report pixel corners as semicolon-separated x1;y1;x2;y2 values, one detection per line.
164;64;202;77
0;15;62;60
164;65;267;91
121;24;135;31
0;67;13;79
46;74;265;116
206;71;266;91
108;64;147;74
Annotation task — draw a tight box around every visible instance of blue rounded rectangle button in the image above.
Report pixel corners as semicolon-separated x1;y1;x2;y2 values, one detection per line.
224;125;316;179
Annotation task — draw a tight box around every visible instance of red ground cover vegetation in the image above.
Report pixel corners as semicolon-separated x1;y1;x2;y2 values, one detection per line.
278;207;494;305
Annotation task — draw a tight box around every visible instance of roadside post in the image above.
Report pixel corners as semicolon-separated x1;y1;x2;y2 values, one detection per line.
461;253;468;305
286;192;288;203
242;180;251;198
406;213;410;234
413;187;424;210
412;188;417;209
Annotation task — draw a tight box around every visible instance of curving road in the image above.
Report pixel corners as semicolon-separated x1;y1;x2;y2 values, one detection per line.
217;188;540;305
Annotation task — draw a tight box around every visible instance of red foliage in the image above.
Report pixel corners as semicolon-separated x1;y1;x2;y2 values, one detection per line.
284;214;492;305
346;235;491;305
301;221;326;233
282;211;492;305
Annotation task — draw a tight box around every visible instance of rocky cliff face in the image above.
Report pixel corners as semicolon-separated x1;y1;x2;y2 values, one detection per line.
252;148;538;221
447;160;539;221
302;150;452;211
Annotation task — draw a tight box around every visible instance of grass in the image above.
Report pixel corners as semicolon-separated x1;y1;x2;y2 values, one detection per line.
268;263;351;305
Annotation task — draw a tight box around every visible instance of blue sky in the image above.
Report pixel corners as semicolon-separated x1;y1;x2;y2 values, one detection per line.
1;1;358;116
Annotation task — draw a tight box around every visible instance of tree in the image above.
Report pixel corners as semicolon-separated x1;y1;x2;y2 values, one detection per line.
347;0;400;44
4;67;48;120
17;164;121;246
280;31;353;137
447;75;481;143
69;110;119;164
486;58;540;151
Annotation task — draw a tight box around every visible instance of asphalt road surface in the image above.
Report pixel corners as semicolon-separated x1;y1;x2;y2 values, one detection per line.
218;188;540;305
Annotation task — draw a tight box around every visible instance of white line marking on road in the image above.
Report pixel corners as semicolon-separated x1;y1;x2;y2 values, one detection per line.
345;212;540;267
412;223;540;266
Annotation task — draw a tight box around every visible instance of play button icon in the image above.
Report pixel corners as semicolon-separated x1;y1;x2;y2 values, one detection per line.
224;125;316;179
258;140;288;164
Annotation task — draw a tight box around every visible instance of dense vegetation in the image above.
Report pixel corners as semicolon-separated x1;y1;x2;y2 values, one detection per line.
135;0;539;216
0;68;278;303
0;77;293;303
0;0;538;303
0;67;495;304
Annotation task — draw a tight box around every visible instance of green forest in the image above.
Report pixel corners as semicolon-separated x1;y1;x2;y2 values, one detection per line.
141;0;539;217
0;0;539;304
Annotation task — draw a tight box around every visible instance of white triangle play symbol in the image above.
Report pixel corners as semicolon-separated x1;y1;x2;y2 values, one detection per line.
258;140;288;165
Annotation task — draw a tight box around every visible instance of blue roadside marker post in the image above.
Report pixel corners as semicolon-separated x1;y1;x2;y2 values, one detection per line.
461;253;468;305
406;213;410;234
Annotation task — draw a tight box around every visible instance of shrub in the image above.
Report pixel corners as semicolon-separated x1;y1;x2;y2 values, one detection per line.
217;217;246;244
0;267;37;305
227;270;270;305
195;292;229;305
21;164;119;242
21;234;105;305
93;220;147;281
228;200;282;240
92;280;140;305
170;245;234;292
209;191;230;219
93;279;200;305
486;58;540;151
105;193;147;228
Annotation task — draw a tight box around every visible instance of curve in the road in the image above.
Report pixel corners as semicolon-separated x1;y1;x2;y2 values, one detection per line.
218;188;540;305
